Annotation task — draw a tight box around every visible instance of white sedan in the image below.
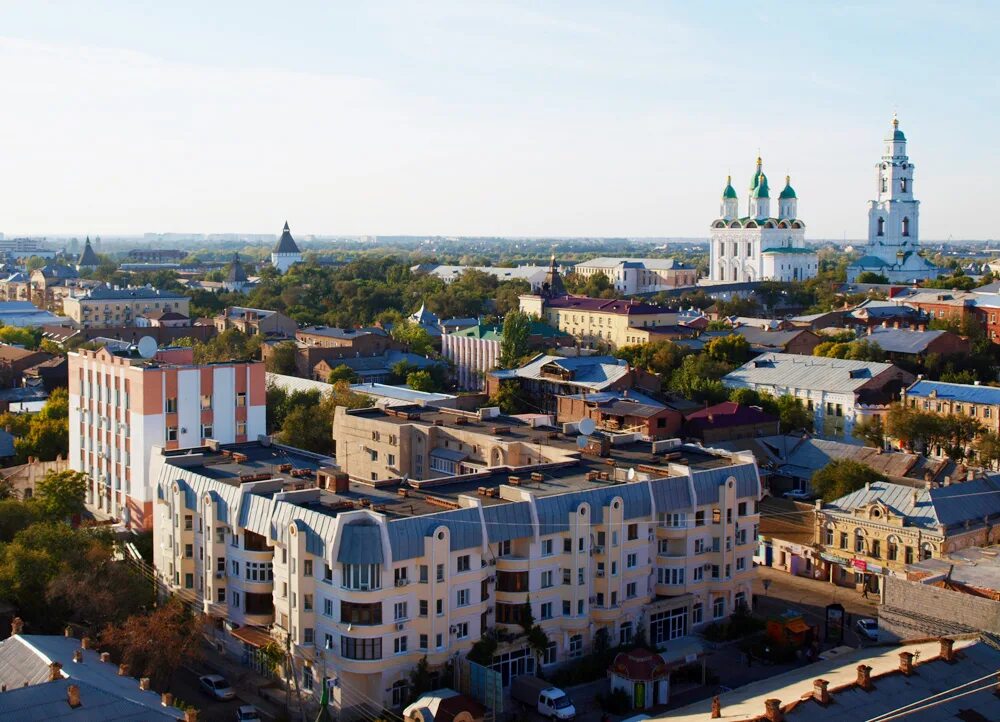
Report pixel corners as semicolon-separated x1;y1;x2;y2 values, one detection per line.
199;674;236;701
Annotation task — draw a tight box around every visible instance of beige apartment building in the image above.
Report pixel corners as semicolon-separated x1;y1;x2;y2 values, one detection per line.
63;286;190;327
520;294;681;348
153;406;760;717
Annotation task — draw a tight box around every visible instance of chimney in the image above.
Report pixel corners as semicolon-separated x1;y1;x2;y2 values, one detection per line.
118;663;130;677
856;664;873;691
81;637;91;650
10;618;23;635
64;626;73;637
48;661;63;681
66;684;81;708
185;710;199;722
711;695;721;718
940;637;955;663
161;692;175;708
764;698;783;722
100;652;111;663
813;679;830;705
72;649;83;663
899;651;914;676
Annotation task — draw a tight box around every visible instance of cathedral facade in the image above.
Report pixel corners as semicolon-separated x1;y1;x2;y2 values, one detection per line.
708;159;818;283
847;116;940;283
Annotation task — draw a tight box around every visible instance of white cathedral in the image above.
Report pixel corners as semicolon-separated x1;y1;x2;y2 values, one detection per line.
708;159;818;283
846;116;940;282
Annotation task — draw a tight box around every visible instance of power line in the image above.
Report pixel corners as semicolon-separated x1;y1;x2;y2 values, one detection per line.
865;675;1000;722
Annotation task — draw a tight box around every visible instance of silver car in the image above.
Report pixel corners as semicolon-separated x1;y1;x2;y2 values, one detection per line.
236;705;262;721
856;618;879;641
199;673;236;701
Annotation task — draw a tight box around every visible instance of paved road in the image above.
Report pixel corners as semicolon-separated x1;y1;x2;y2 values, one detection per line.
171;666;246;722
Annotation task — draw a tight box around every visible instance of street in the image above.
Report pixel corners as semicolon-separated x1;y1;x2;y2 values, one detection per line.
171;666;246;722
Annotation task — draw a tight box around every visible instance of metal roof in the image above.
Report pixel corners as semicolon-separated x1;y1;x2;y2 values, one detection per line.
723;352;897;394
650;475;694;513
337;520;385;565
482;502;535;543
905;379;1000;406
690;463;760;505
865;327;950;354
825;476;1000;530
494;354;631;391
387;507;483;561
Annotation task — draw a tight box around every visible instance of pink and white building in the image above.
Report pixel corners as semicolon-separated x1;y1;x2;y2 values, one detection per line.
68;345;266;529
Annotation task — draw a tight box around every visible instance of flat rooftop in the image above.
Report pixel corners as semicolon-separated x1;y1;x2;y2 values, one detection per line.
162;441;331;486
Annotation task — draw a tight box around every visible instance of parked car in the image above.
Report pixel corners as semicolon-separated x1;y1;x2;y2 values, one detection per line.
199;674;236;701
236;705;262;721
856;618;879;641
783;489;811;500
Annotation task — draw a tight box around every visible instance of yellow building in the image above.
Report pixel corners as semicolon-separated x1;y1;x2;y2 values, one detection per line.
814;477;1000;593
520;293;681;349
63;286;190;327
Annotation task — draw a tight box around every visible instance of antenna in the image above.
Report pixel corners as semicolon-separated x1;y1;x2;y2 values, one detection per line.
578;417;596;436
136;336;157;359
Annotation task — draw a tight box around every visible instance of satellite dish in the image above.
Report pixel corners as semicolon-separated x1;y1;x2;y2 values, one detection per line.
627;467;636;481
576;436;590;450
578;417;596;436
136;336;158;359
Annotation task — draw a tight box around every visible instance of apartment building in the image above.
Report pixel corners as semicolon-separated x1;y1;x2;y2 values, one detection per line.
154;408;760;715
63;286;191;327
723;353;914;439
520;295;681;349
214;306;298;337
68;343;266;529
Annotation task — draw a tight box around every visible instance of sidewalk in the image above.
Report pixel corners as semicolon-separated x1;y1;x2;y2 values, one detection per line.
192;639;287;720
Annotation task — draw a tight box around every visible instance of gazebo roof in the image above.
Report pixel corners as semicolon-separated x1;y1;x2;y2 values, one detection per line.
611;648;669;681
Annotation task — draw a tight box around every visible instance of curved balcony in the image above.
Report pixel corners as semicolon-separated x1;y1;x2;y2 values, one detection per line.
591;605;622;623
495;556;532;572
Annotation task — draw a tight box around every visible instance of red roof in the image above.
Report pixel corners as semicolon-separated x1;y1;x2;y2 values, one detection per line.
683;401;778;431
611;648;669;681
545;295;673;316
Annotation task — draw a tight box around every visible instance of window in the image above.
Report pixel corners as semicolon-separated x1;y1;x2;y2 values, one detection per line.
562;600;571;616
324;564;333;583
236;421;246;436
620;623;633;646
626;553;637;569
694;538;705;554
695;511;705;527
737;502;747;516
437;564;445;582
341;637;382;661
692;603;703;625
419;600;428;617
658;568;685;585
200;394;212;410
562;568;571;585
563;538;572;553
394;636;408;654
419;565;428;583
419;634;428;650
303;594;313;611
497;571;529;592
540;602;553;620
166;426;178;441
569;634;583;658
713;597;726;619
626;582;637;599
304;627;314;645
823;526;834;546
457;555;471;573
871;540;881;559
165;397;177;413
627;523;638;541
905;546;914;564
231;591;241;608
578;568;585;586
693;566;703;582
436;634;443;649
394;602;408;621
340;602;382;625
457;589;470;607
542;539;553;556
541;570;553;588
543;642;557;665
855;532;865;554
839;532;848;550
304;560;313;577
888;538;899;561
342;563;381;591
712;508;721;524
455;622;469;639
611;561;618;576
323;598;334;617
736;557;746;572
661;512;686;528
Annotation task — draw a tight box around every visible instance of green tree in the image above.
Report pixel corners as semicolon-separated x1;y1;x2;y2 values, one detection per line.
265;341;298;375
668;355;731;403
391;319;434;356
498;310;531;369
488;379;529;414
327;364;357;384
776;395;813;432
974;431;1000;470
704;334;751;365
406;370;438;393
0;499;36;542
812;459;887;503
853;415;886;448
855;272;889;284
615;340;688;379
32;470;88;521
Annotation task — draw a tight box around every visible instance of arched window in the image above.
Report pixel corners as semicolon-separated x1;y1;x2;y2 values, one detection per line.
881;178;887;193
877;217;886;236
902;217;910;237
900;178;908;193
823;523;835;546
921;542;933;561
887;535;899;561
854;529;866;554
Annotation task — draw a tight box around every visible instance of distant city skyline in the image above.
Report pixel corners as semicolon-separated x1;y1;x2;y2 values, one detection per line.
0;1;996;240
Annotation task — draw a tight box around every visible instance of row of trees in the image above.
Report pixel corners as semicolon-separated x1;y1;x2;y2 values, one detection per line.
266;381;373;455
0;387;69;464
855;404;996;463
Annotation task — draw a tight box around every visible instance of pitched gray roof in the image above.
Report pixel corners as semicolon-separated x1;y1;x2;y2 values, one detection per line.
337;520;385;565
825;476;1000;531
724;352;897;394
865;327;950;354
273;221;301;254
482;502;535;543
77;238;100;267
387;507;483;561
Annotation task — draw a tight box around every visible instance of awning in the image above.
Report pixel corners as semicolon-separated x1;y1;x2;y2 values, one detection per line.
231;625;273;648
786;619;812;634
658;636;706;667
430;448;468;463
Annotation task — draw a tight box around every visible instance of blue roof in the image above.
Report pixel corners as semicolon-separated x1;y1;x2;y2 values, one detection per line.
337;520;385;565
906;380;1000;406
387;507;483;561
690;463;760;504
482;502;535;543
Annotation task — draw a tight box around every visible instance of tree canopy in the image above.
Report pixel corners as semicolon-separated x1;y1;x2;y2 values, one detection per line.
812;459;887;503
498;310;531;369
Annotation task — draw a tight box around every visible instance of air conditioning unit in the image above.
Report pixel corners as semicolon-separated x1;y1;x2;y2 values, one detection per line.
396;622;405;631
449;625;458;634
215;571;225;579
395;579;409;587
592;545;604;555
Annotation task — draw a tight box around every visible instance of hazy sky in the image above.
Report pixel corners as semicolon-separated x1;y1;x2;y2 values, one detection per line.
0;1;995;240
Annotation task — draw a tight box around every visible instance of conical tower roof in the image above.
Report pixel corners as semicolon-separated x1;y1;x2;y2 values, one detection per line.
77;237;100;267
273;221;300;254
541;254;567;299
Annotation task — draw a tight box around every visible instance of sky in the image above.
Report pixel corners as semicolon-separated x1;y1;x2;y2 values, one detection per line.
0;1;996;240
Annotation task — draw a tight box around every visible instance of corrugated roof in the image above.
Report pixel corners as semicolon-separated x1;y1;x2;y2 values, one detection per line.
905;379;1000;406
650;475;694;513
496;354;631;391
482;502;535;543
0;678;182;721
387;507;483;561
866;327;950;354
690;463;760;505
723;352;897;394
